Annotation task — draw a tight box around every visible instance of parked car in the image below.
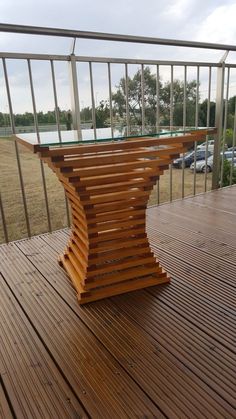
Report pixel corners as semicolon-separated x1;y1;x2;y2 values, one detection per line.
190;155;214;173
173;150;212;168
197;140;215;153
190;150;236;173
224;150;236;159
197;139;228;152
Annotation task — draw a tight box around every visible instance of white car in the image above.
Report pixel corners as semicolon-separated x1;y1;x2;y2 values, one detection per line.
197;140;228;153
197;140;215;153
190;151;236;173
190;155;214;172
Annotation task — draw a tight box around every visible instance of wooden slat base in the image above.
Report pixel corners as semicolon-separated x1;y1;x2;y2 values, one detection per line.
59;253;170;304
33;130;215;304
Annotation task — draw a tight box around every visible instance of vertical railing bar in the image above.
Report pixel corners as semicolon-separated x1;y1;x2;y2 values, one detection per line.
2;57;31;237
108;62;114;138
220;66;230;186
156;65;160;205
50;59;71;226
89;61;97;140
141;63;145;133
125;63;130;135
68;55;82;139
182;65;187;198
0;192;8;243
50;60;62;142
170;65;174;129
28;59;52;233
193;66;200;195
230;97;236;185
169;65;174;202
156;65;160;132
27;60;40;143
212;63;225;190
204;66;212;192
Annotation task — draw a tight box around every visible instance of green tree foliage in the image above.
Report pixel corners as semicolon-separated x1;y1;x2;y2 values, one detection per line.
222;159;236;187
227;95;236;115
224;129;234;148
80;107;92;122
1;67;236;134
80;101;110;128
0;105;110;130
0;112;7;126
199;100;216;127
112;67;198;127
112;67;157;125
95;100;110;128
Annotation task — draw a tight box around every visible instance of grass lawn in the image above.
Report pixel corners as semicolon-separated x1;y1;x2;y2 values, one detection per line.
0;137;212;243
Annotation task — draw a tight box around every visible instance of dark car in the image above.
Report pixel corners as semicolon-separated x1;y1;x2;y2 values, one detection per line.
173;150;212;168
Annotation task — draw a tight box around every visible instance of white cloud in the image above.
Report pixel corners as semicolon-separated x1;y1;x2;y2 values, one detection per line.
1;0;236;112
195;4;236;44
163;0;196;20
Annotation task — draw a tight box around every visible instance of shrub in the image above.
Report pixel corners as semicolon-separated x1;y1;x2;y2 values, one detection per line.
222;159;236;187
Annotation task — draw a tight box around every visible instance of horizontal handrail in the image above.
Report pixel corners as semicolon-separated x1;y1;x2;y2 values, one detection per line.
1;22;236;51
2;51;236;68
0;52;69;61
0;23;235;245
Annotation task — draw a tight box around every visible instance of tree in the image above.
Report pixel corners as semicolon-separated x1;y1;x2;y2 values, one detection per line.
112;67;158;125
0;113;4;126
228;95;236;115
199;100;215;127
161;79;197;126
95;100;110;128
222;159;236;187
112;67;198;127
80;107;92;122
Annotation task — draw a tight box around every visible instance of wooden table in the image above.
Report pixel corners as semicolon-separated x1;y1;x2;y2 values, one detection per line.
16;127;216;304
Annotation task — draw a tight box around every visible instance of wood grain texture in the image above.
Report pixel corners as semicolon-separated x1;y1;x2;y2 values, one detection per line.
28;130;214;303
1;185;236;417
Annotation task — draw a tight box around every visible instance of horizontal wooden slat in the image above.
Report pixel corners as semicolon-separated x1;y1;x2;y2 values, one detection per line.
86;255;157;277
87;243;151;264
77;178;158;196
38;130;213;157
53;146;187;168
72;168;163;187
60;158;172;178
87;234;149;253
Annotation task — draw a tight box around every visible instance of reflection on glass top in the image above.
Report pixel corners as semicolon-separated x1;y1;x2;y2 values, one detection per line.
16;126;212;147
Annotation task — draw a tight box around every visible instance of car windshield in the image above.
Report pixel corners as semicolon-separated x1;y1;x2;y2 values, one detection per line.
224;151;236;157
186;151;194;158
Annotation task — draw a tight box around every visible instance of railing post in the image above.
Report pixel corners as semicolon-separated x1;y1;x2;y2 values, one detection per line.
68;52;82;139
212;54;227;190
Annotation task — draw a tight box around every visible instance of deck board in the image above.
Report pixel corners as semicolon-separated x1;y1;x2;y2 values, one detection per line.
1;186;236;418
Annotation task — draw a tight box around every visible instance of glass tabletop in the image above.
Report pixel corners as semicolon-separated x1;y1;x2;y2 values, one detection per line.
16;126;214;148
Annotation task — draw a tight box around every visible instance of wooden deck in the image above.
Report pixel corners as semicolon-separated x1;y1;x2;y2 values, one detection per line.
1;186;236;418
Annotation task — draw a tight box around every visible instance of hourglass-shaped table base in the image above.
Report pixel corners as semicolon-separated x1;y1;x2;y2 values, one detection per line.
17;129;214;304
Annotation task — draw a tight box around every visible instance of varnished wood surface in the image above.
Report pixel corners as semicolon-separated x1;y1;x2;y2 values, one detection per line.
36;131;212;303
0;186;236;418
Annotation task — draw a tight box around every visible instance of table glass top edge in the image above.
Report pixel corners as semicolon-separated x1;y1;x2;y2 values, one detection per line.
15;126;216;148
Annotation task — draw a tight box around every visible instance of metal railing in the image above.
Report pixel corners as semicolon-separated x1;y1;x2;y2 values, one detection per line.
0;23;236;243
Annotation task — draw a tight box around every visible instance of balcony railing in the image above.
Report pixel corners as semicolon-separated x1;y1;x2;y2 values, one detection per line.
0;23;236;244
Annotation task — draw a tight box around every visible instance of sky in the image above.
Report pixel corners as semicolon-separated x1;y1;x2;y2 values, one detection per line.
1;0;236;113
